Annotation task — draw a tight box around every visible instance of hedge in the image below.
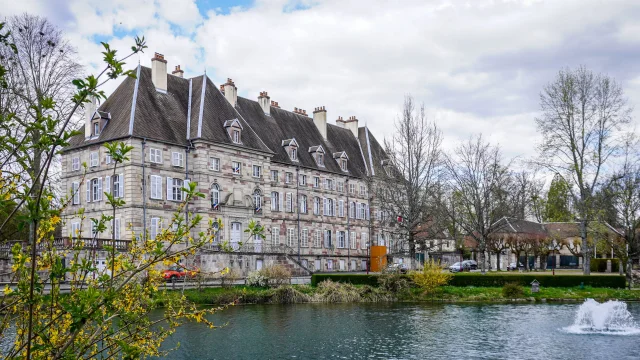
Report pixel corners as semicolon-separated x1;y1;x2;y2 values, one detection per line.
311;273;626;288
449;273;625;288
590;258;624;273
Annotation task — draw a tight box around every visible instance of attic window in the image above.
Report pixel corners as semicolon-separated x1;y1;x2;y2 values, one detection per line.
282;138;299;162
223;118;243;145
308;145;326;167
333;151;349;172
92;121;100;136
381;159;392;176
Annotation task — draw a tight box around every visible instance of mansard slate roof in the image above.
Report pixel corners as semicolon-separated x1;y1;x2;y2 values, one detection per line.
65;65;388;179
359;126;387;177
235;96;369;177
492;217;548;237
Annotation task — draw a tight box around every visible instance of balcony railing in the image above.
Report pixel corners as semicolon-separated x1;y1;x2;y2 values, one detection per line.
201;242;295;255
0;238;132;259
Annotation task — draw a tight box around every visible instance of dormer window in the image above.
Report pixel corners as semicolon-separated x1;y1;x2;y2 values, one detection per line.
93;121;100;136
223;118;243;144
333;151;349;172
309;145;326;167
282;138;299;162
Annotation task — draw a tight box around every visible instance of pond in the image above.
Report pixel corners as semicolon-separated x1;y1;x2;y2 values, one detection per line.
158;301;640;359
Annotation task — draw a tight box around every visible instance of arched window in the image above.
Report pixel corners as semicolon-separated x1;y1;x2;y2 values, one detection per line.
253;189;262;214
211;184;220;209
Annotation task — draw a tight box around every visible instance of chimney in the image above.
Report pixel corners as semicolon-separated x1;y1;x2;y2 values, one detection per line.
344;116;359;137
223;78;237;107
171;65;184;78
85;96;96;139
336;116;346;128
258;91;270;115
151;52;168;92
271;100;280;108
313;106;327;140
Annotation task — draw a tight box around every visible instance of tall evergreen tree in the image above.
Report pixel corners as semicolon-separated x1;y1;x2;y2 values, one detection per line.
544;174;573;222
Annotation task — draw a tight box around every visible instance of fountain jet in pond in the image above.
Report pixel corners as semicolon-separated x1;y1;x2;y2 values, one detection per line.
564;299;640;335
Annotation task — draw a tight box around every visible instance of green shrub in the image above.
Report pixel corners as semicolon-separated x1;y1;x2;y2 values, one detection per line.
590;259;622;273
449;273;625;288
409;260;453;294
502;283;524;298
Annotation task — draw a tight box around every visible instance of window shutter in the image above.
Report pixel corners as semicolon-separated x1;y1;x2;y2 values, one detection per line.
366;204;370;220
166;177;173;200
323;198;327;215
86;182;91;203
334;199;337;217
118;174;124;198
183;179;190;200
279;192;283;211
97;178;103;201
105;176;111;195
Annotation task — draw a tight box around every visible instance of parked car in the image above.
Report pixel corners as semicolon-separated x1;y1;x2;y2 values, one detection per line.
448;262;469;273
462;260;478;270
507;262;524;271
384;263;408;274
162;265;199;282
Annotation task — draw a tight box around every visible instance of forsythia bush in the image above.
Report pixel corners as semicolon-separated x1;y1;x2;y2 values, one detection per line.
410;260;452;294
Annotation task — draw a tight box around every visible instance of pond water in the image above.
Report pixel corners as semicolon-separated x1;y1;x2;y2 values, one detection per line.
158;301;640;359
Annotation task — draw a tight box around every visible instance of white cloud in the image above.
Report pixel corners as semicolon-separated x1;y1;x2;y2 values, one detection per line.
2;0;640;164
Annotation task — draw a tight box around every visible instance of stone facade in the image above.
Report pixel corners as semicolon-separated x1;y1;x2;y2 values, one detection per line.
60;55;401;275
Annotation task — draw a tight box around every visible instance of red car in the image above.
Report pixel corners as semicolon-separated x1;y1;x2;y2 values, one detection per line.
162;265;198;282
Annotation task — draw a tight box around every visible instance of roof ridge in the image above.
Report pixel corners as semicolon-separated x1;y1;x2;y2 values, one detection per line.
127;64;141;136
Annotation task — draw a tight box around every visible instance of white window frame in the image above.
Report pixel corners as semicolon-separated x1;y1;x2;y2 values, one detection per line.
286;193;293;213
91;178;102;202
349;183;356;194
111;174;123;198
172;152;184;167
210;157;220;171
337;231;345;248
232;129;241;143
300;195;307;213
150;175;162;199
299;174;306;186
211;184;221;208
287;228;296;247
71;222;80;239
361;232;368;249
72;182;80;205
253;165;262;178
232;161;241;175
270;170;279;182
112;218;121;240
351;231;357;249
150;217;161;240
338;200;344;217
314;230;322;248
72;157;80;171
341;159;348;171
313;197;321;215
301;229;308;247
90;152;98;167
360;185;366;197
291;147;298;161
271;192;279;211
167;178;184;202
272;227;280;245
149;148;162;164
317;153;324;167
337;181;343;192
285;172;293;184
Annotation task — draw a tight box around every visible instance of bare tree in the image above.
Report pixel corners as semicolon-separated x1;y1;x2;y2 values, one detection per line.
377;96;443;268
607;134;640;286
0;14;82;197
535;66;632;275
443;135;512;274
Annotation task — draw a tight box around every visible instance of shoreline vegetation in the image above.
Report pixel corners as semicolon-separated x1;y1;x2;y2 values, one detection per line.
155;282;640;307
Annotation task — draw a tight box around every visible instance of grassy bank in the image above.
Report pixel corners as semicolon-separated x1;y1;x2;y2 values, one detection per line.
156;283;640;306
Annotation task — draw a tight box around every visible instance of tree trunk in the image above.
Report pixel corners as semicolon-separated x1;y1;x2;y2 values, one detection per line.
496;252;501;271
525;252;530;271
408;233;416;270
580;219;591;275
627;258;633;290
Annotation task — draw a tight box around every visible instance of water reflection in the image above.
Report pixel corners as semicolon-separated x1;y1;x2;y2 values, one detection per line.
157;302;640;359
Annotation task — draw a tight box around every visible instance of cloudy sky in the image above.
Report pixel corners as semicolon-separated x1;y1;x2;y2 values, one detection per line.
3;0;640;160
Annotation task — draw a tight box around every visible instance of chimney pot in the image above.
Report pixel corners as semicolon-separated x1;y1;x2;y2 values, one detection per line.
223;78;237;107
258;91;271;115
171;65;184;78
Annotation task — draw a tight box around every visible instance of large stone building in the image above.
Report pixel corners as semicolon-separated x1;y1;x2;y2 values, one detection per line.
61;53;402;275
